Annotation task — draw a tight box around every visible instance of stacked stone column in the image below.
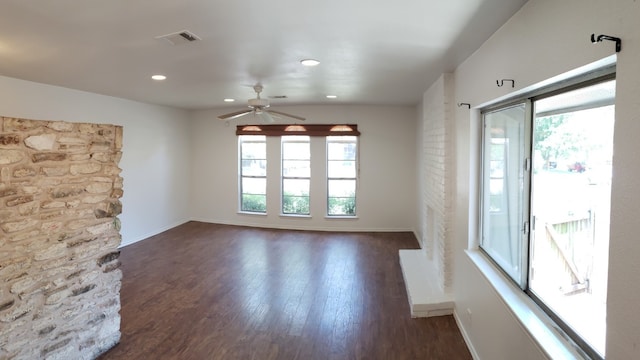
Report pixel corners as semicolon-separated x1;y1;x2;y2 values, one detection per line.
0;117;123;359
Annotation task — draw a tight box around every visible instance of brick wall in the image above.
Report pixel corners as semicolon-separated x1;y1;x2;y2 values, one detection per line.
420;74;454;292
0;117;123;359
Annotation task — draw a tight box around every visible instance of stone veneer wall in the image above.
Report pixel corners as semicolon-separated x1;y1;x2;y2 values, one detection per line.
0;117;123;359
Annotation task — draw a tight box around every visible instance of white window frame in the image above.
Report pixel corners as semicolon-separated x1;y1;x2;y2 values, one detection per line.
281;135;311;216
480;101;531;289
326;136;358;217
238;135;267;214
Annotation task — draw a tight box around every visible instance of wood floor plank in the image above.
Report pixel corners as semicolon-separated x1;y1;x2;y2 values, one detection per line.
98;222;471;360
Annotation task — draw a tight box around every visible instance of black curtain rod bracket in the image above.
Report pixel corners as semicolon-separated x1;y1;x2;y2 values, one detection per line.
457;103;471;109
591;33;621;52
496;79;515;88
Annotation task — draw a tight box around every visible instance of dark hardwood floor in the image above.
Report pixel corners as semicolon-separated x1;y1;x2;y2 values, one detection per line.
98;221;471;360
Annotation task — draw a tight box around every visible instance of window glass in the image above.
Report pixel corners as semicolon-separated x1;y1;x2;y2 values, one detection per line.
327;136;357;216
282;136;310;215
481;103;528;288
328;160;356;178
239;135;266;213
328;141;357;160
529;80;615;357
241;159;266;177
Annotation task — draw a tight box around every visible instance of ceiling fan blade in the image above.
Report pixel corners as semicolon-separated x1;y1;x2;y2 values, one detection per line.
267;110;306;121
218;109;253;120
259;111;276;123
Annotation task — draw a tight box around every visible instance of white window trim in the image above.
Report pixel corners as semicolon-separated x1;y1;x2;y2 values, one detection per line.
238;135;267;214
281;136;311;216
279;213;312;219
326;136;358;217
237;211;267;216
324;215;359;220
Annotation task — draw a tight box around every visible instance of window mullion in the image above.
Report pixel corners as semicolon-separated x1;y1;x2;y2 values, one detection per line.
521;99;533;290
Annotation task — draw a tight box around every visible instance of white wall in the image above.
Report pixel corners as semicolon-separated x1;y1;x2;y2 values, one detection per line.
189;105;417;232
446;0;640;359
0;76;191;246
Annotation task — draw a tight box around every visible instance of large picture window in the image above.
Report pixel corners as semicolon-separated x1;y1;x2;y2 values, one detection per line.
480;75;615;359
239;135;267;213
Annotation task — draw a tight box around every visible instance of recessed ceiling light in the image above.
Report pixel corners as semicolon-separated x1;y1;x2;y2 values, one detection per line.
326;95;338;99
224;98;235;102
300;59;320;67
151;74;167;81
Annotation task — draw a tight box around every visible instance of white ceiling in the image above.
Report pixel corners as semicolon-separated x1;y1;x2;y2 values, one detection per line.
0;0;527;110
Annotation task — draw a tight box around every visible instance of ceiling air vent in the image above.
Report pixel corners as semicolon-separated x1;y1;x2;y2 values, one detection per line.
155;30;201;45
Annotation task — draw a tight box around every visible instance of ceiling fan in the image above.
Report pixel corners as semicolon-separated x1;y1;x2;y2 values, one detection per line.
218;84;306;123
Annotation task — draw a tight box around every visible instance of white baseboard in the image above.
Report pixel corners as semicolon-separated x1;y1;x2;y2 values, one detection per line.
190;217;413;233
453;309;480;360
119;218;190;248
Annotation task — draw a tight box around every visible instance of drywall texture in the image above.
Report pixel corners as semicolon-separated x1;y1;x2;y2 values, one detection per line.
0;117;123;359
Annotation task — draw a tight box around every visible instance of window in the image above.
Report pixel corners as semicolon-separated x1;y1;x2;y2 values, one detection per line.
480;76;615;359
327;136;357;216
481;103;529;287
282;136;310;215
236;125;360;217
239;135;267;213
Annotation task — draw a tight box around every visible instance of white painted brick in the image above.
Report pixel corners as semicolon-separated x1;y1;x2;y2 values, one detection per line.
420;74;454;293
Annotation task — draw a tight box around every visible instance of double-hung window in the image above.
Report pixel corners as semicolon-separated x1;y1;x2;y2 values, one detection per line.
327;136;358;216
239;135;267;213
480;74;615;359
281;135;310;215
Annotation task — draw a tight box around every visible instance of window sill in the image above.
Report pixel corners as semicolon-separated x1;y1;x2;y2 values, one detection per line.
324;215;358;220
279;214;312;219
465;249;590;360
237;211;267;216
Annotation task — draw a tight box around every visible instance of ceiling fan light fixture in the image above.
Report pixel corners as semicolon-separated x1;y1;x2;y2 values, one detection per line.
218;84;305;121
248;98;269;108
300;59;320;67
